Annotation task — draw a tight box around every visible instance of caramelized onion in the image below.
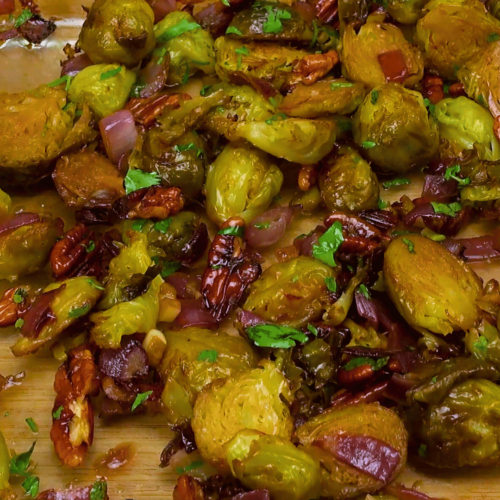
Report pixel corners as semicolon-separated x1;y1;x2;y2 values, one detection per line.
246;207;294;248
148;0;176;23
0;0;15;15
99;339;149;382
61;53;93;77
0;212;40;236
175;298;219;329
99;110;138;164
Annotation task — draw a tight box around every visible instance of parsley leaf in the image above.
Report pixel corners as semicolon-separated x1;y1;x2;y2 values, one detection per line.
47;75;72;92
200;85;212;96
402;238;415;254
68;303;91;319
132;219;148;231
254;222;271;230
247;324;308;348
378;199;390;209
362;141;376;149
370;90;379;104
221;0;230;5
100;66;122;80
235;46;250;56
154;217;173;234
331;81;355;89
22;476;39;498
131;391;153;412
488;32;500;43
90;480;108;500
160;261;182;278
14;9;33;28
10;442;36;476
312;221;344;267
307;323;318;336
292;275;299;283
325;276;337;293
226;26;243;36
357;284;371;299
157;18;201;43
262;6;291;34
176;460;204;474
265;112;287;125
173;142;203;157
444;165;471;186
81;240;96;253
382;178;411;189
26;418;38;433
15;318;24;329
52;406;64;419
218;226;245;237
431;201;462;217
13;288;27;304
474;336;488;352
423;98;436;115
124;169;161;195
343;356;388;371
87;279;105;291
197;350;218;362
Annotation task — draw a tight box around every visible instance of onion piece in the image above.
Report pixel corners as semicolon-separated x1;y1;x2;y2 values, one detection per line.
231;491;271;500
246;207;293;248
0;212;40;236
0;0;15;16
133;50;169;99
99;110;138;164
422;174;457;202
385;482;446;500
99;339;149;382
147;0;176;23
0;28;18;41
61;53;93;77
355;292;379;329
175;299;218;329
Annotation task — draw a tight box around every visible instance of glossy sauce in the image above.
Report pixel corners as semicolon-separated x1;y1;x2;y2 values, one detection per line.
93;442;136;476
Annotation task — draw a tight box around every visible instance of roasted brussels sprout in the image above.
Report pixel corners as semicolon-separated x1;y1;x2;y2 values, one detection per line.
205;142;283;226
160;327;258;425
243;256;335;328
296;403;408;499
68;64;136;119
416;0;500;80
79;0;156;66
0;215;60;281
0;86;96;187
192;360;294;471
318;146;379;212
386;0;427;24
225;430;321;500
11;276;103;357
353;83;439;173
279;79;368;118
154;11;216;85
91;275;163;348
53;151;125;209
0;190;12;217
383;235;483;335
0;430;12;500
342;14;424;88
414;378;500;467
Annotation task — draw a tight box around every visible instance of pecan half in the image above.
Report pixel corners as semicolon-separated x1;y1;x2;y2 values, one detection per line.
201;217;261;322
126;93;190;128
293;51;339;86
50;346;100;468
316;0;338;23
173;476;205;500
0;287;31;327
298;164;318;191
422;75;444;104
448;82;466;98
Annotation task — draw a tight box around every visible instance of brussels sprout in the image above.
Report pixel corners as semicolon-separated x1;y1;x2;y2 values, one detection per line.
192;360;294;471
226;2;314;43
319;146;379;212
205;142;283;226
0;216;60;281
338;0;370;25
229;117;337;164
487;0;500;19
154;11;216;85
383;235;483;335
386;0;427;24
0;190;12;217
91;274;163;348
296;403;408;499
416;0;500;80
433;97;500;161
160;327;258;425
342;14;424;89
68;64;136;119
414;378;500;467
353;83;439;173
53;151;125;209
0;86;96;187
11;276;103;357
243;256;335;328
0;430;12;500
225;430;321;500
215;36;309;90
279;79;368;119
79;0;156;66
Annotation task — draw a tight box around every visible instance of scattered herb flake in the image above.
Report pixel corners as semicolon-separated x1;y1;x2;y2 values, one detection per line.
15;318;24;329
402;238;415;254
154;217;173;234
47;75;72;92
254;222;271;230
478;94;486;105
200;85;212;96
173;142;203;157
14;9;33;28
418;444;427;458
26;418;38;434
218;226;245;237
235;46;250;56
358;284;371;299
312;221;344;268
90;480;108;500
331;81;355;89
474;336;489;352
325;276;337;293
124;169;161;195
263;7;291;34
176;460;204;474
68;303;91;319
52;406;64;419
132;219;148;231
382;178;411;189
378;198;390;210
362;141;376;149
157;18;201;43
343;356;388;371
10;441;36;476
488;32;500;43
100;66;122;80
431;201;462;217
269;96;278;107
370;90;379;104
431;376;438;383
13;288;27;304
221;0;230;5
307;323;318;336
197;350;218;362
247;324;308;348
161;261;182;278
444;165;470;186
292;275;299;283
81;240;96;253
22;475;39;498
131;391;154;412
265;112;288;125
226;26;243;36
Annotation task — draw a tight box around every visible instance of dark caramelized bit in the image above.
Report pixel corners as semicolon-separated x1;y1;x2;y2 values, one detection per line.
315;0;339;23
98;339;149;382
17;13;56;44
173;475;205;500
422;75;444;104
126;93;189;127
93;443;135;475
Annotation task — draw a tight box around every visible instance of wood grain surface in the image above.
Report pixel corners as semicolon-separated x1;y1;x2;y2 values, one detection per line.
1;3;500;499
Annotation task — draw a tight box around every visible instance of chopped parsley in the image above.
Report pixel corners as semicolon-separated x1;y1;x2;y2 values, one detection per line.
200;85;212;96
131;391;154;412
154;217;173;234
68;303;91;319
370;90;379;105
307;323;318;336
52;406;64;419
100;66;122;80
157;18;201;43
235;46;250;56
444;165;470;186
254;222;271;230
357;284;371;299
218;226;245;237
154;47;168;65
173;142;203;157
325;276;337;293
378;199;390;209
47;75;72;92
262;6;291;34
90;480;108;500
423;98;435;115
132;219;148;231
175;460;204;475
15;318;24;329
382;178;411;189
14;9;33;28
312;221;344;268
124;169;161;195
478;94;486;105
331;82;355;89
362;141;376;149
81;240;96;253
221;0;230;6
343;356;389;371
26;418;38;433
431;376;438;383
10;441;36;476
474;336;489;352
160;261;182;278
247;324;308;348
265;112;287;125
87;279;105;291
226;26;243;36
488;32;500;43
13;288;27;304
431;201;462;217
197;350;218;362
402;238;415;254
22;475;39;498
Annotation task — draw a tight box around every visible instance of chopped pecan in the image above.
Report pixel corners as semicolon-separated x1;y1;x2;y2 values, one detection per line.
37;482;109;500
337;364;376;386
0;286;31;327
113;186;184;220
315;0;338;23
126;93;190;127
173;475;205;500
50;346;100;468
293;51;339;86
50;223;102;280
298;164;318;191
422;75;444;105
201;217;262;322
448;82;466;98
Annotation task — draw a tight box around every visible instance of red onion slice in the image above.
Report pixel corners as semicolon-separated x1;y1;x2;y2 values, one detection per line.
99;339;149;382
133;51;169;99
246;207;294;248
231;492;271;500
0;0;15;16
0;212;41;236
61;53;93;77
355;293;379;329
422;175;457;202
385;482;446;500
147;0;176;23
99;110;138;165
461;235;500;261
0;28;18;41
175;299;218;329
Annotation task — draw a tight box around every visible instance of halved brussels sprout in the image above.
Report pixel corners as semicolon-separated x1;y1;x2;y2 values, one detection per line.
0;86;96;187
0;190;12;217
205;142;283;226
154;11;216;85
318;145;379;212
279;79;368;118
353;83;439;173
79;0;156;66
342;14;424;88
68;64;136;119
192;360;294;471
433;97;500;161
243;256;335;328
0;430;13;500
225;430;321;500
383;235;483;335
386;0;427;24
160;327;258;425
296;403;408;499
416;0;500;80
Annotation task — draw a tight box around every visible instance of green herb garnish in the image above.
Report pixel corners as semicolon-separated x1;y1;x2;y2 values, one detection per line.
13;288;27;304
312;221;344;268
226;26;243;36
52;406;64;419
218;226;245;237
307;323;318;336
254;222;271;230
132;219;148;231
14;9;33;28
22;476;39;498
488;32;500;43
247;324;308;348
474;336;489;352
157;18;201;43
197;350;218;362
200;85;212;96
382;178;411;189
331;82;355;89
160;261;182;278
431;201;462;217
357;284;371;299
10;442;36;476
325;276;337;293
402;238;415;254
175;460;204;475
370;90;379;104
90;480;108;500
131;391;153;412
418;444;427;458
68;303;91;319
47;75;72;92
262;6;291;34
81;240;96;253
15;318;24;329
100;66;122;80
154;217;173;234
124;169;161;195
25;418;38;433
378;199;390;209
343;356;389;371
444;165;471;186
362;141;376;149
265;112;287;125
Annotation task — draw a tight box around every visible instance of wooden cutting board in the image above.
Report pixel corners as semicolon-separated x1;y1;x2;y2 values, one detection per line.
1;3;500;498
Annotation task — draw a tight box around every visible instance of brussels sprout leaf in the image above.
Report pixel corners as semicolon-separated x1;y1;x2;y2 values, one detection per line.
90;480;107;500
431;201;462;217
22;476;39;498
247;324;308;348
197;350;218;362
14;9;33;28
325;276;337;293
157;19;201;43
474;336;488;352
402;238;415;254
131;391;153;412
52;406;64;419
343;356;388;371
154;217;173;234
124;169;161;195
26;418;38;433
357;284;371;299
218;226;245;237
312;221;344;267
421;228;445;242
100;66;122;80
382;178;411;189
226;26;243;36
444;165;470;185
10;441;36;476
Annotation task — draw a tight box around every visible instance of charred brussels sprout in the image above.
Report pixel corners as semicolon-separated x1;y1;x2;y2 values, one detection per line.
68;64;136;119
192;360;294;471
296;403;408;499
160;327;258;425
205;142;283;226
414;378;500;467
386;0;427;24
0;430;12;500
79;0;156;66
353;83;439;173
433;97;500;161
0;215;60;281
416;0;500;80
225;430;321;500
154;11;216;85
0;190;11;217
11;276;103;357
488;0;500;19
280;79;368;118
0;86;96;187
319;146;379;212
383;235;483;335
342;14;424;88
243;256;335;328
